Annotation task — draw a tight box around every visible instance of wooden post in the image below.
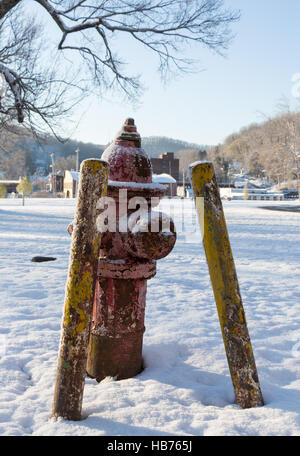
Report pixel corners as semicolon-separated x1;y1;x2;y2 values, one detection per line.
189;161;264;409
52;159;109;421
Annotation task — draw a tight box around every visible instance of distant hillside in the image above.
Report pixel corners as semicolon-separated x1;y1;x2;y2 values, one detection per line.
141;136;211;158
12;136;105;175
0;129;212;179
28;137;105;168
28;135;210;170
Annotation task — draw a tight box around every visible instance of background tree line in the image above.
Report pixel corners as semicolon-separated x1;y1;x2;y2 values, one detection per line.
0;131;105;179
208;107;300;187
0;128;209;179
2;106;300;189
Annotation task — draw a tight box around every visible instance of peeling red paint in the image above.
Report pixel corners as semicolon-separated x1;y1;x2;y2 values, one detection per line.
86;119;176;381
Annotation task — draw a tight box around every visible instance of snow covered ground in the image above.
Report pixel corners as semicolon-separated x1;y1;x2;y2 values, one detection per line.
0;197;300;436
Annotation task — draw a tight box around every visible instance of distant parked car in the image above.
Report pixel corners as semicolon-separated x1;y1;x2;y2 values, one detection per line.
282;190;299;200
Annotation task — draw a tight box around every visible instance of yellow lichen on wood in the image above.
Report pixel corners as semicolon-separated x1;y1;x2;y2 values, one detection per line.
190;164;242;343
189;161;264;409
52;158;109;421
63;259;94;335
82;159;108;177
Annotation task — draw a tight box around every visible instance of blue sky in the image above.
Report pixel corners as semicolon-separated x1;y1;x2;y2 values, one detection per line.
29;1;300;146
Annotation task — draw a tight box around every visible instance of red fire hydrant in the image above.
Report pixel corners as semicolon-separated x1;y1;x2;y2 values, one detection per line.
86;118;176;381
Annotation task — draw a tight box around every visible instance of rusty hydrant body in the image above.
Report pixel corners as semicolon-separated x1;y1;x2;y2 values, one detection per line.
86;119;176;381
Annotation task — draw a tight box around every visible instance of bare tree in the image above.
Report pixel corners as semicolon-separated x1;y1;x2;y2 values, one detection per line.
217;102;300;188
178;148;207;178
0;5;85;141
0;0;240;136
208;144;231;182
55;154;77;172
274;110;300;189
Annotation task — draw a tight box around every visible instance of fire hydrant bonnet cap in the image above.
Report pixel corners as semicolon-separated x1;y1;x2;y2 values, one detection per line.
101;118;165;192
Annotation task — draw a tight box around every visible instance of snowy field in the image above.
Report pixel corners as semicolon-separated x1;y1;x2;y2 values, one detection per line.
0;197;300;436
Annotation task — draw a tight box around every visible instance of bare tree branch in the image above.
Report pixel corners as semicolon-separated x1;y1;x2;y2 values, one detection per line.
0;0;240;137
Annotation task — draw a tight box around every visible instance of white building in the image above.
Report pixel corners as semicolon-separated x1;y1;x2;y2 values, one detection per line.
63;170;80;198
152;173;177;197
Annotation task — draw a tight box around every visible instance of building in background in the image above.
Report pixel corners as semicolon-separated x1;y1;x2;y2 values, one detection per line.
49;173;64;194
0;178;21;194
151;153;179;182
63;170;80;198
152;173;177;197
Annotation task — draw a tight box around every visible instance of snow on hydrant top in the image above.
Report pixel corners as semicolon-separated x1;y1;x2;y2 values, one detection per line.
101;118;152;184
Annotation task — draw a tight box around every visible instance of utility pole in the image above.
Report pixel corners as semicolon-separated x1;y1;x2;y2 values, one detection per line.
169;159;173;197
50;153;56;197
75;148;80;172
75;148;80;197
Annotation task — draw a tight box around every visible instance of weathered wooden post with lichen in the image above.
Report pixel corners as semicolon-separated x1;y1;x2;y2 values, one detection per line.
52;159;109;421
189;161;264;409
